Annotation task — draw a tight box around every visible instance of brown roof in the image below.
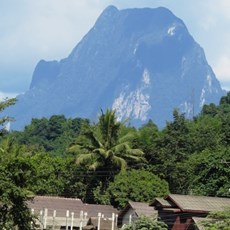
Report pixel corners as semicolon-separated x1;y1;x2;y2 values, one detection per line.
83;204;118;218
87;217;118;230
28;196;84;217
28;196;117;218
167;194;230;213
150;197;173;208
119;201;157;218
192;217;206;230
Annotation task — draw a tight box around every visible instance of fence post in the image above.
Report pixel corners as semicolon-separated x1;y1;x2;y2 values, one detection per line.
111;213;115;230
44;208;48;229
70;212;74;230
52;210;56;230
129;214;132;225
115;214;118;227
84;212;88;220
40;210;43;230
66;210;69;230
79;210;83;230
98;212;101;230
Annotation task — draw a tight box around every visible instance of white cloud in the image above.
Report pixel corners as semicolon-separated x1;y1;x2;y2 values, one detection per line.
1;0;230;93
213;60;230;96
218;0;230;19
213;56;230;81
0;91;18;100
0;0;107;92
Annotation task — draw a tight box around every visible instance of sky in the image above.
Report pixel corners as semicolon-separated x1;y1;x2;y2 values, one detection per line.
1;0;230;99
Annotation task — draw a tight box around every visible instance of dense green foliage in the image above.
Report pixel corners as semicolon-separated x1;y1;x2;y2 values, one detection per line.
122;215;167;230
0;98;35;230
0;98;16;137
202;208;230;229
12;115;90;155
68;109;145;202
1;92;230;223
97;169;169;208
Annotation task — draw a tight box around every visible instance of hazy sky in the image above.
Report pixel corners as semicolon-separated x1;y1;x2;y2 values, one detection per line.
1;0;230;99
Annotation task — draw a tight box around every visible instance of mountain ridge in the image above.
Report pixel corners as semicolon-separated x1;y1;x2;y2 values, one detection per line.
5;5;225;130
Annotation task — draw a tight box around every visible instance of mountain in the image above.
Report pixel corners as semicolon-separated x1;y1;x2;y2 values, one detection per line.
6;5;225;130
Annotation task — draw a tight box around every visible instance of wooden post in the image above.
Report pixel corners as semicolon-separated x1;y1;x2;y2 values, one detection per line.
40;210;43;230
66;210;69;230
98;212;101;230
52;210;56;230
115;214;118;227
111;213;115;230
84;212;88;220
70;212;74;230
43;208;48;229
129;214;132;225
79;210;83;230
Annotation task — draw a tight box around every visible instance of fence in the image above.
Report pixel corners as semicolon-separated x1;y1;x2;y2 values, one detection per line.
31;208;118;230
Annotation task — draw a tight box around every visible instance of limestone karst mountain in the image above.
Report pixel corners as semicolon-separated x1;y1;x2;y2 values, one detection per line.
5;5;225;130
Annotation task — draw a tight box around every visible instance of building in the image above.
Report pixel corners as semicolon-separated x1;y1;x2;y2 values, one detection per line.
118;201;157;228
28;196;118;230
150;194;230;230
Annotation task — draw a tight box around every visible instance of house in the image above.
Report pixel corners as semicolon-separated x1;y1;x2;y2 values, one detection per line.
28;196;118;230
150;194;230;230
83;216;118;230
118;201;157;228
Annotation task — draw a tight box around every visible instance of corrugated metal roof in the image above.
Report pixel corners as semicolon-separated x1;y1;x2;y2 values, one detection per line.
192;217;206;230
168;194;230;212
28;196;84;217
150;197;173;208
28;196;117;218
128;201;157;217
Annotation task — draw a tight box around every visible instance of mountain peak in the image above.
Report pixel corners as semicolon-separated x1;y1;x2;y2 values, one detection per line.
5;6;225;130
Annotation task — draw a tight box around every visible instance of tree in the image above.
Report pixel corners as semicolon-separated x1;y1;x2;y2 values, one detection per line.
152;110;192;193
0;98;35;229
135;120;159;165
0;139;35;230
201;208;230;230
11;115;90;156
69;109;145;195
102;169;169;208
0;98;16;137
185;146;230;197
220;91;230;105
122;215;167;230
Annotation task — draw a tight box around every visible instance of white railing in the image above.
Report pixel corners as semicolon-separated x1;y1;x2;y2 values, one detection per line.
31;209;118;230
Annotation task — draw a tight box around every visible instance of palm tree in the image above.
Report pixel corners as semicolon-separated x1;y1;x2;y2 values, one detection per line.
69;109;145;193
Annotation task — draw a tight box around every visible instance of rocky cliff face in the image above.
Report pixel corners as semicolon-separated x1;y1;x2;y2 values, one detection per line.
6;6;225;130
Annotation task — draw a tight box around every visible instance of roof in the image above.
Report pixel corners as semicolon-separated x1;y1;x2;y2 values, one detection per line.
28;196;84;217
87;217;118;230
83;204;118;218
150;197;173;208
167;194;230;213
28;196;117;218
192;217;206;230
119;201;157;218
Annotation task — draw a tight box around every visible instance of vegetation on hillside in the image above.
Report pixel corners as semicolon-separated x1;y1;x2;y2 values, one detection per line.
201;208;230;230
1;93;230;227
122;215;167;230
0;98;35;230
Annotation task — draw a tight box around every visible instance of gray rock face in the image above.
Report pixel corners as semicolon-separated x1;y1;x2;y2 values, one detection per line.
6;6;225;130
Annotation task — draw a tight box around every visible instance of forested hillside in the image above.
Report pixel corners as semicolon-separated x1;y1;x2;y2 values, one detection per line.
0;93;230;226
